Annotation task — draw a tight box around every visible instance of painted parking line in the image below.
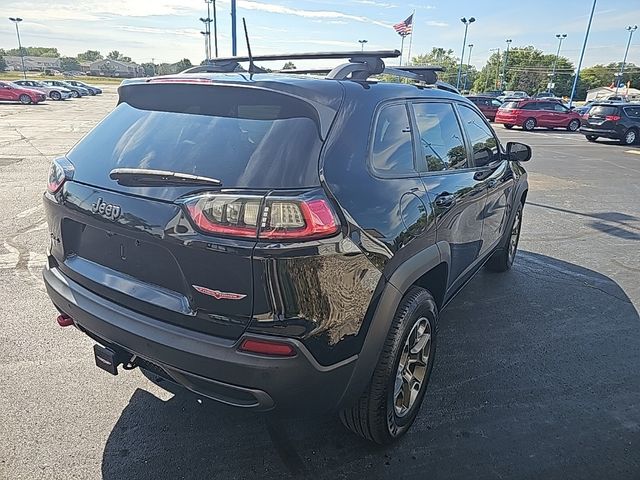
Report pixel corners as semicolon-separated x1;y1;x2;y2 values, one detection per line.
625;150;640;156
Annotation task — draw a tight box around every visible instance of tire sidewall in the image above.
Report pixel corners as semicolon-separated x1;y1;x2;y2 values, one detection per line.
19;94;31;105
385;293;438;437
623;129;637;145
523;118;536;131
51;91;61;100
568;119;580;131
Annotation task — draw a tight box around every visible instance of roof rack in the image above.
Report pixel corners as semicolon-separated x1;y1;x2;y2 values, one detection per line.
178;50;457;93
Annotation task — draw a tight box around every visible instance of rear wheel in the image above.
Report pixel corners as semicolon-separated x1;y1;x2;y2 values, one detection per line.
567;119;580;132
504;124;514;129
621;128;638;145
50;91;61;101
523;118;536;131
340;287;438;444
486;202;523;272
19;94;32;105
586;135;598;142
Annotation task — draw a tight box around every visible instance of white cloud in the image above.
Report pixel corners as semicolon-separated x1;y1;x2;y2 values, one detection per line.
115;26;204;38
352;0;397;8
426;20;448;27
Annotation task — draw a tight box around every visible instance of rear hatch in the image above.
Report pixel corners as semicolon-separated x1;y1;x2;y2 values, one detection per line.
53;79;339;339
583;105;621;130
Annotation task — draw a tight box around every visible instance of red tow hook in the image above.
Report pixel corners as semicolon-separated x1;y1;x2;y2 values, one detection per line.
56;313;74;327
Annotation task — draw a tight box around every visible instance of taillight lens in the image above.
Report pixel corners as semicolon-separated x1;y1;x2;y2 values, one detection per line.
183;192;340;241
239;338;296;357
605;115;621;121
47;157;74;193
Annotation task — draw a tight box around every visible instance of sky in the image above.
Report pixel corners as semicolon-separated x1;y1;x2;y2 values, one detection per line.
0;0;638;70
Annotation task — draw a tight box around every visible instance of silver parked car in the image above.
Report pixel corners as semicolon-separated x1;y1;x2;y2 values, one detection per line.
13;79;72;101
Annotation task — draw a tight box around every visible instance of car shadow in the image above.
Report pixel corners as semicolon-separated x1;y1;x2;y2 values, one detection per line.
101;251;640;480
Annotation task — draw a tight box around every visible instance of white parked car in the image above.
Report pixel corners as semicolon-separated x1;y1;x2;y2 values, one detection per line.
13;80;72;100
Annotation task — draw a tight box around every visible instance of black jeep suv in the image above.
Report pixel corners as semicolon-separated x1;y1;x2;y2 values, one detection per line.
43;51;530;444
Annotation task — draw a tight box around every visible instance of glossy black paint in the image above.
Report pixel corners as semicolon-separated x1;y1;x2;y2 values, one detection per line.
580;103;640;141
43;74;529;409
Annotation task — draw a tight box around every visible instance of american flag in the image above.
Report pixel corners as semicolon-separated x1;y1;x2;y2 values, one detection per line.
393;14;413;37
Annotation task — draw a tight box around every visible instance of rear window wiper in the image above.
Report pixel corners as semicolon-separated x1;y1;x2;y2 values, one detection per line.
109;168;222;187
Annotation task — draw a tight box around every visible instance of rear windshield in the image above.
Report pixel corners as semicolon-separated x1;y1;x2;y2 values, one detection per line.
588;105;619;117
67;84;323;189
501;101;518;110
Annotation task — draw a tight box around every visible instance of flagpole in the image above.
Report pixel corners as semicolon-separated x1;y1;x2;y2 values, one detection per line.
400;35;405;66
407;10;415;65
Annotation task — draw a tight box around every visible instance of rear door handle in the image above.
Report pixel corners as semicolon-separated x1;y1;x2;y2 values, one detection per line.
435;193;456;207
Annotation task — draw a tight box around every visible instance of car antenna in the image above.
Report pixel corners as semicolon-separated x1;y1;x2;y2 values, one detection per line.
242;17;256;75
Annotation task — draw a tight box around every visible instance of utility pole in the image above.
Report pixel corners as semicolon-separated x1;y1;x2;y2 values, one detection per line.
494;48;501;90
9;17;26;80
614;25;637;97
463;44;473;91
486;48;499;92
456;17;475;89
550;34;567;93
501;39;512;90
569;0;597;108
231;0;237;56
212;0;218;57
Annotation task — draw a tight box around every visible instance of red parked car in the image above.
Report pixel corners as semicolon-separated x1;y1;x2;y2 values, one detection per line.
466;95;502;121
0;81;47;105
495;99;581;131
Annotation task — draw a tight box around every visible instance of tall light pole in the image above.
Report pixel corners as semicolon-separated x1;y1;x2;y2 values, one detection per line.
231;0;237;56
485;48;499;91
358;39;368;51
463;43;474;91
212;0;218;57
9;17;26;80
549;33;567;93
494;48;502;90
456;17;475;89
200;17;211;61
200;31;209;61
569;0;597;108
614;25;638;96
501;39;512;90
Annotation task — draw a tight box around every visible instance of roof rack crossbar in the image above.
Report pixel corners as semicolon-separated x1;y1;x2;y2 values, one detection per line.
205;50;401;63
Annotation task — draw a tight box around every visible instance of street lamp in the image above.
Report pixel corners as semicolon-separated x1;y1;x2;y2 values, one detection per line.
569;0;597;108
358;39;368;52
501;39;512;90
200;17;211;61
200;31;209;61
8;17;26;80
549;34;567;93
463;43;474;91
614;25;638;96
456;17;475;89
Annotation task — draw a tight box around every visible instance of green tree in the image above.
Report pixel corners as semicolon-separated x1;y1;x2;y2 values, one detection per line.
473;46;575;96
60;56;81;72
106;51;132;62
0;56;6;72
282;61;296;70
77;50;102;62
5;46;60;57
411;48;460;84
141;62;156;76
174;58;192;72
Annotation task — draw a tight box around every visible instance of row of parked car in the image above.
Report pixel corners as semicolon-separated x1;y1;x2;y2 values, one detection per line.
466;93;640;146
0;79;102;104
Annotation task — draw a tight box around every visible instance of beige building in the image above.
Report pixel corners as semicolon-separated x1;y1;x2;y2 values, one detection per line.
586;86;640;102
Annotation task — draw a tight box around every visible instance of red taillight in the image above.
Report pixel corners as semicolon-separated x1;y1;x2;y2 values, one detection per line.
183;193;339;241
605;115;621;121
47;157;74;194
239;338;296;357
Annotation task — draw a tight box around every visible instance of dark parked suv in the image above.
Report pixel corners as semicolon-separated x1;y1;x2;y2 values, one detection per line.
580;102;640;145
43;51;531;444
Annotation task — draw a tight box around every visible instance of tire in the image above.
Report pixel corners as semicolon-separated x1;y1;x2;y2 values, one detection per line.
522;118;536;131
340;287;438;444
70;90;80;98
486;202;523;272
567;119;580;132
586;135;598;142
621;128;638;145
504;124;514;129
89;90;96;96
50;91;61;101
19;94;32;105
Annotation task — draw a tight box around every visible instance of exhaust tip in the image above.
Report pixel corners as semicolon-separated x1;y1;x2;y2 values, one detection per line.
56;313;74;327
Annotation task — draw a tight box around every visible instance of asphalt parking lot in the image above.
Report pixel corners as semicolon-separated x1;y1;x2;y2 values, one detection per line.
0;89;639;480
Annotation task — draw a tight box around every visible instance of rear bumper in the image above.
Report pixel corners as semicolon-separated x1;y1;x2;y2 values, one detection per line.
44;265;357;413
579;126;621;139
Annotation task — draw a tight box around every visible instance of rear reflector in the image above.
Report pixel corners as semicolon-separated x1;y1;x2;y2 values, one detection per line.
56;313;74;327
239;338;296;357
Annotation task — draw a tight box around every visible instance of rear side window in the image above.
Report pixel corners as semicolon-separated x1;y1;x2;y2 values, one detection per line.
589;105;619;117
413;102;467;171
371;104;415;175
67;85;324;189
522;102;540;110
457;106;500;167
623;106;640;118
501;101;518;110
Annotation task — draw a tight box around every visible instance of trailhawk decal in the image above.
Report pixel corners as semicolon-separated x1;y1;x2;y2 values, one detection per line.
192;285;247;300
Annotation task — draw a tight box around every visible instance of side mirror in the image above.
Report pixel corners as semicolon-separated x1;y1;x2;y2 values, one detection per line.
506;142;532;162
